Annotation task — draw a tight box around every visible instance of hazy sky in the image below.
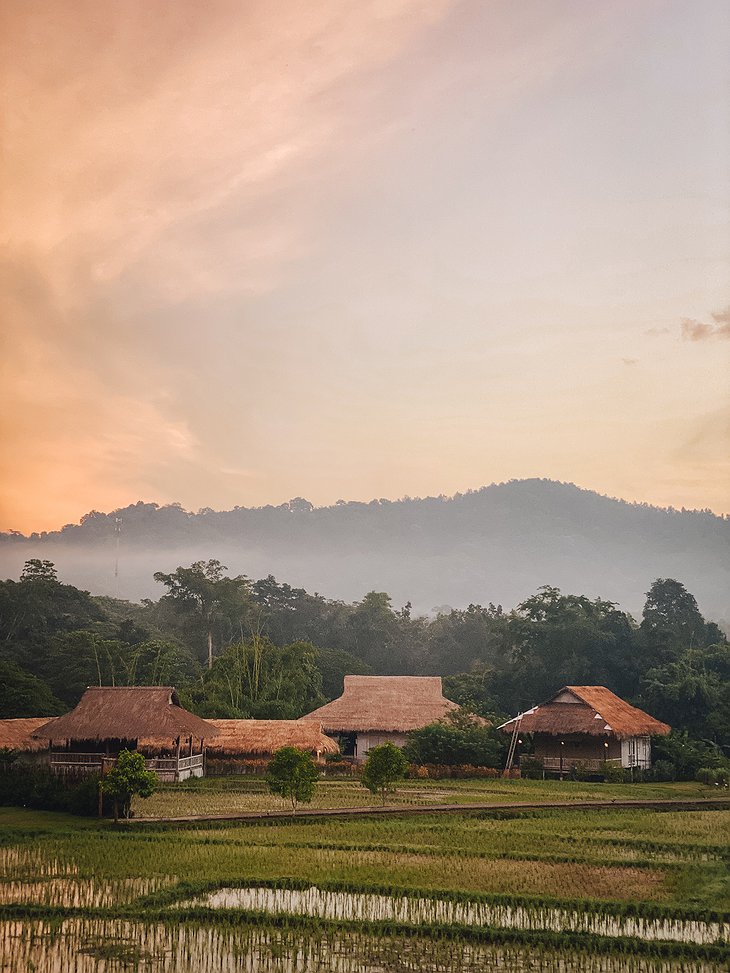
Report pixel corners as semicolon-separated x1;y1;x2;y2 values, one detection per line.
1;0;729;533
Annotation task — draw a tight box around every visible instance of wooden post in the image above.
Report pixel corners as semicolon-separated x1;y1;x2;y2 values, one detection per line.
175;737;181;782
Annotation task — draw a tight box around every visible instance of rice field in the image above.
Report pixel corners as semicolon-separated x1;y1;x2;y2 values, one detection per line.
0;790;728;969
2;919;726;973
134;776;716;818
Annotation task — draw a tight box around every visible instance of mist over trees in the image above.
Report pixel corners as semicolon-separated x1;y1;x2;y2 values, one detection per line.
1;479;727;624
1;557;728;775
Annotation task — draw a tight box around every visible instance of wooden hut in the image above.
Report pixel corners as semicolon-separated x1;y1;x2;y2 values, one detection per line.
499;686;670;775
299;675;459;761
33;687;219;782
206;720;339;763
0;718;52;765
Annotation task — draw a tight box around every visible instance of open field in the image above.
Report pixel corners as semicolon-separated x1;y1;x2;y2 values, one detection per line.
134;775;720;818
0;789;728;970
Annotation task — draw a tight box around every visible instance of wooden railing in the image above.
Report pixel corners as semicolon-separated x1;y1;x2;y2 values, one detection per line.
50;752;204;777
177;753;204;771
522;755;623;772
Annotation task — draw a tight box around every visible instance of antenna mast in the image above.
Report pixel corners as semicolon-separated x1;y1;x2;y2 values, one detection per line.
114;517;122;598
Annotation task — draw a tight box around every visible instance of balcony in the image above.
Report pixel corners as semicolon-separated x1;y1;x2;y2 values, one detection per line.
49;751;204;781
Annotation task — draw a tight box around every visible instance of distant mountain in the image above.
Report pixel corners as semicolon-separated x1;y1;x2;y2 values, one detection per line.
1;479;728;622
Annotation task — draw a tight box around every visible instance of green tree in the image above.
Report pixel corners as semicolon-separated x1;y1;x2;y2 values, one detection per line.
0;661;64;718
443;664;504;721
640;579;708;665
153;560;252;669
266;747;319;812
641;642;730;746
494;586;638;712
191;638;324;719
100;749;156;821
361;742;409;805
19;559;59;583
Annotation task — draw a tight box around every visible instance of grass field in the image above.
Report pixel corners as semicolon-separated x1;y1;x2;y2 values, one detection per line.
134;774;718;818
0;780;728;969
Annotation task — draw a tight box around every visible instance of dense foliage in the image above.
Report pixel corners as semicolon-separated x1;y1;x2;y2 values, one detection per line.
403;711;504;767
0;560;727;778
0;760;99;815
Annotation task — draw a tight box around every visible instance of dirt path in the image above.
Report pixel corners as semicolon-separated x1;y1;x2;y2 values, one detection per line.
125;797;730;825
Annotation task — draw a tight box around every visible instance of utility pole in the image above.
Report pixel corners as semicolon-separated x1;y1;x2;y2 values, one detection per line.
114;517;122;598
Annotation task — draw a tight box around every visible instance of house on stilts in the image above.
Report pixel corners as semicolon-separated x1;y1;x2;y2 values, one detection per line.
32;686;219;782
499;685;670;776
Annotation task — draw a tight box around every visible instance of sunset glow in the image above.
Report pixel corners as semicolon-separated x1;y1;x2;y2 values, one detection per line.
2;0;729;532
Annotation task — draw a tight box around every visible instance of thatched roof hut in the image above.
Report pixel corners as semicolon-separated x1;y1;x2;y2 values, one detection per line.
299;676;459;733
33;687;219;743
206;720;339;758
0;718;52;753
499;686;670;739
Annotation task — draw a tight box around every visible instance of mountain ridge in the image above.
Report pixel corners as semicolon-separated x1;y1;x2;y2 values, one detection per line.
1;479;727;622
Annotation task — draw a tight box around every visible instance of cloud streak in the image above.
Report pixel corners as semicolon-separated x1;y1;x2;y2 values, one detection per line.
681;306;730;341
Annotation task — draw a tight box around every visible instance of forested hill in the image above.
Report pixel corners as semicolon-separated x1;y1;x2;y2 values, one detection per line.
1;479;728;622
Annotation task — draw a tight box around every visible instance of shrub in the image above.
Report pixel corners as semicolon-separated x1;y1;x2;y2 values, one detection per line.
696;766;730;787
520;757;543;780
650;759;676;782
0;763;99;815
403;711;502;767
602;762;626;783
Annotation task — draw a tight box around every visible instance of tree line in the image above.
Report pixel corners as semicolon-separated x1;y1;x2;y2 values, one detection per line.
0;559;727;772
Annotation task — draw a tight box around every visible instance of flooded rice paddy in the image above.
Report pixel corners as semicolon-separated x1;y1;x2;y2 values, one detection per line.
0;919;726;973
183;885;729;946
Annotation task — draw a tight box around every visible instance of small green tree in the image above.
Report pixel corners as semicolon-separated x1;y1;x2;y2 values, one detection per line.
361;742;409;805
101;749;157;821
266;746;319;812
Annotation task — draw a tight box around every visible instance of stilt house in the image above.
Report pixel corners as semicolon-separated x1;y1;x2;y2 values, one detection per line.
32;686;219;782
299;675;459;761
499;686;670;774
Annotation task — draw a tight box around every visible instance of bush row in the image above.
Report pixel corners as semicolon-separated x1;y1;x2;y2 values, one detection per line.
0;762;99;815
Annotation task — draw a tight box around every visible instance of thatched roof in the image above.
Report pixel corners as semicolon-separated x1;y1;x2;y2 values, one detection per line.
299;676;459;733
206;720;339;756
499;686;670;739
33;687;219;742
0;718;52;752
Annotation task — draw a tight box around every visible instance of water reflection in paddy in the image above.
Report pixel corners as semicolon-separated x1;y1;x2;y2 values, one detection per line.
0;919;724;973
182;886;728;946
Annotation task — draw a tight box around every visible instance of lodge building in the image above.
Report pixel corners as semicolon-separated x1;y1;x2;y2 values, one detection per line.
499;685;670;774
32;686;219;782
299;675;461;761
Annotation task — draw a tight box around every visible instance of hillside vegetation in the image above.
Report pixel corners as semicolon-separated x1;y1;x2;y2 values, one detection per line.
1;479;727;621
1;558;728;781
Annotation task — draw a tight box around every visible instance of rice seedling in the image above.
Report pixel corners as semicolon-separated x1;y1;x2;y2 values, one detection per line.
0;918;727;972
0;801;727;965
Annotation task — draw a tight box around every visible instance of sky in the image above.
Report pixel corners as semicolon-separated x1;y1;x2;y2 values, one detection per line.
1;0;729;533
